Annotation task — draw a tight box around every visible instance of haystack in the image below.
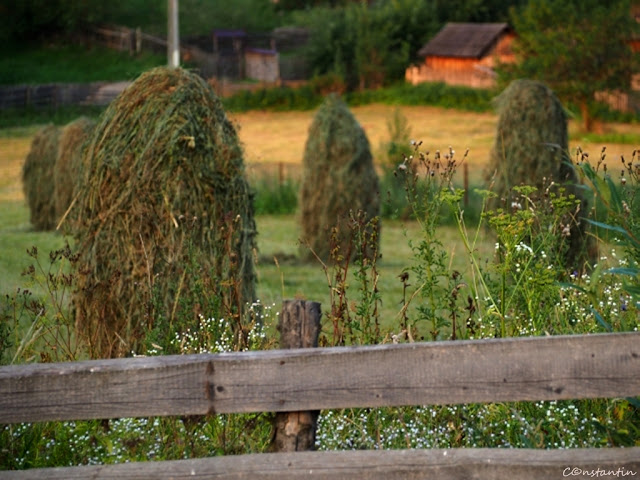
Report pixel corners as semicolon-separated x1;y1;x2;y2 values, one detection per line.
22;124;61;231
485;79;594;269
485;79;575;198
299;94;380;262
54;116;95;228
72;67;257;358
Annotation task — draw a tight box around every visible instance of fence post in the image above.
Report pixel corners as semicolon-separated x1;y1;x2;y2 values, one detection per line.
270;299;321;452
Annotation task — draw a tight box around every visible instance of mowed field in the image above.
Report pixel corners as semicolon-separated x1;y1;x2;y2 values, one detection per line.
229;103;637;184
0;104;638;331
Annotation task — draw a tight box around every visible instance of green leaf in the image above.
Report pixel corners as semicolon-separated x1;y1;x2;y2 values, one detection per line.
605;267;640;277
591;307;612;333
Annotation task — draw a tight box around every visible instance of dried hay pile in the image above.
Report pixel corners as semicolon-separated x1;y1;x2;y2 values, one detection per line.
299;94;380;262
72;67;257;358
22;124;61;231
486;79;575;198
54;116;95;229
485;79;594;269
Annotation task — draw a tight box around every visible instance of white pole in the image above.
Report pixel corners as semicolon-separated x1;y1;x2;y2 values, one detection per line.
168;0;180;68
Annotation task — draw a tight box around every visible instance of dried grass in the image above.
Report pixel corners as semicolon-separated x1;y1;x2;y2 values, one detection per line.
299;94;380;262
22;124;61;231
72;67;257;358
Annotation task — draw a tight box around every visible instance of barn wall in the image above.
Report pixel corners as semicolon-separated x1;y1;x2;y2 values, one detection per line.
405;32;516;89
405;56;496;88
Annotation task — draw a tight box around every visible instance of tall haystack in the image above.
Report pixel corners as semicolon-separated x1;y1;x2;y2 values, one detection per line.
54;116;95;228
485;79;593;269
22;124;61;231
72;67;257;358
485;79;575;199
299;94;380;262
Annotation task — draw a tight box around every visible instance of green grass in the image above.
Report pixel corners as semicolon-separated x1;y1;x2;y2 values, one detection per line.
0;44;165;85
0;201;67;297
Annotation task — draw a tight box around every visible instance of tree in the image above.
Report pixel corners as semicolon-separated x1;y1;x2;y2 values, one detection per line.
499;0;638;131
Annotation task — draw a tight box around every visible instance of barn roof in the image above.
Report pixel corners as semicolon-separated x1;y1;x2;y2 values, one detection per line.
418;23;512;59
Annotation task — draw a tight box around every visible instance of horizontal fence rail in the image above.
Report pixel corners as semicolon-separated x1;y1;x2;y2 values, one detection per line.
1;332;639;424
3;448;640;480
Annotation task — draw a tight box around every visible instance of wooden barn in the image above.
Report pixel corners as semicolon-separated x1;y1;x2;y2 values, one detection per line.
406;22;516;89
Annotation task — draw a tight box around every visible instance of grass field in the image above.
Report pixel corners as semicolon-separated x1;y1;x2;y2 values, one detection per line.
1;103;638;337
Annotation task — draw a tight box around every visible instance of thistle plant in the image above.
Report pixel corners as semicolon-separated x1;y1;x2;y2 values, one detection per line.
396;144;469;341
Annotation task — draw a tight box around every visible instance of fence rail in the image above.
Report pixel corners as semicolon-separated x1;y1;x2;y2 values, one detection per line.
1;300;639;478
4;448;640;480
0;82;130;110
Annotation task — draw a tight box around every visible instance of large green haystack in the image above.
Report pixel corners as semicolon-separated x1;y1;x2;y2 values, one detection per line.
486;79;593;269
486;79;575;196
73;67;257;358
299;94;380;262
54;116;95;228
22;124;61;231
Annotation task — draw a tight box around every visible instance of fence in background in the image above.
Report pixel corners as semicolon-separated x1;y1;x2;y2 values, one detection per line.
1;299;639;478
0;82;130;110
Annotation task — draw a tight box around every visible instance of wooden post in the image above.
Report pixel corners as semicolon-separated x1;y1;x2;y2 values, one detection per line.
270;300;321;452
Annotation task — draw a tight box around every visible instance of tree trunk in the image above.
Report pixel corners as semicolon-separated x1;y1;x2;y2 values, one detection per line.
579;99;593;132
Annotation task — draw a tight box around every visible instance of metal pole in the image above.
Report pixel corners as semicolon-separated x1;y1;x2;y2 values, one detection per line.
167;0;180;68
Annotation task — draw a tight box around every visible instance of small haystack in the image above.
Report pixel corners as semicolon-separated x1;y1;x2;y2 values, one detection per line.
54;116;95;229
299;94;380;262
73;67;257;358
22;124;61;231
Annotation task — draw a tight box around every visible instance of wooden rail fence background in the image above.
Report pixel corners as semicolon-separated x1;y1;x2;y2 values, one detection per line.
1;299;639;479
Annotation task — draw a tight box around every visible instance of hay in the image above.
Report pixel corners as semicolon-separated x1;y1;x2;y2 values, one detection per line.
72;67;257;358
299;94;380;262
485;79;594;269
485;79;575;197
54;116;95;229
22;124;61;231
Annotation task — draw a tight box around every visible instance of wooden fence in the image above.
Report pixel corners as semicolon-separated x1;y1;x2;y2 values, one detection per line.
1;299;639;478
0;82;131;110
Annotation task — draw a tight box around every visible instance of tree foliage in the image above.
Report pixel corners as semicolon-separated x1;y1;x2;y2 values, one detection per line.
499;0;638;131
297;0;438;90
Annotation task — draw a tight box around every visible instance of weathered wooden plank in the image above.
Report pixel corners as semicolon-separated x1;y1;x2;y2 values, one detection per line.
1;333;639;423
2;448;639;480
210;331;640;413
0;354;214;423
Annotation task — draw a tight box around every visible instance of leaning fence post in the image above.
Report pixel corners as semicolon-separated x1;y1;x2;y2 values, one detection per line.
270;299;321;452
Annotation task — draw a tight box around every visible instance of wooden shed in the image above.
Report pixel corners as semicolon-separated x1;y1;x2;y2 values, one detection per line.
406;22;516;89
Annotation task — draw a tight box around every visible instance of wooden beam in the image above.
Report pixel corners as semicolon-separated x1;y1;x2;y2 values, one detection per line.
1;333;639;423
3;448;639;480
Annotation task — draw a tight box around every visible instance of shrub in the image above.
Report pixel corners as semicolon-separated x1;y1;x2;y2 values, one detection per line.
72;67;257;358
299;94;380;262
21;124;61;231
